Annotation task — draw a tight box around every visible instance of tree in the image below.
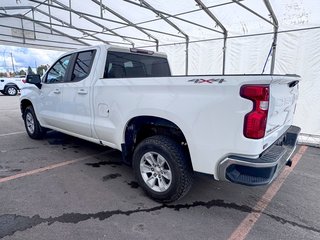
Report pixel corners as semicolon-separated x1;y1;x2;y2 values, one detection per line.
19;69;26;76
27;66;34;74
36;65;48;76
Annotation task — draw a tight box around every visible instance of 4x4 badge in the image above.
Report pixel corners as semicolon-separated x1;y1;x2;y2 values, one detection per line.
188;78;225;84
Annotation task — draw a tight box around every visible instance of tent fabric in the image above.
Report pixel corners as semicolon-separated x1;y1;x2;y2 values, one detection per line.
0;0;320;142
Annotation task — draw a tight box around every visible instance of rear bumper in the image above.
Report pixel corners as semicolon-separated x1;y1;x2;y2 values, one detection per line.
218;125;301;186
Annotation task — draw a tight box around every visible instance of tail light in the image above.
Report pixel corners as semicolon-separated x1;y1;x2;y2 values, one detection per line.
240;85;269;139
22;79;26;83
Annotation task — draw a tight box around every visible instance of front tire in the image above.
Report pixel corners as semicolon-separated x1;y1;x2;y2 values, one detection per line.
5;86;18;96
23;106;46;139
133;135;193;203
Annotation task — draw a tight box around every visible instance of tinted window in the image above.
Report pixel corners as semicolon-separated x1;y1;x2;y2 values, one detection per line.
104;51;171;78
70;50;95;82
46;55;71;83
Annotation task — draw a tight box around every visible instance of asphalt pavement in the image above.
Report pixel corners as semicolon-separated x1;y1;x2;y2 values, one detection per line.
0;94;319;240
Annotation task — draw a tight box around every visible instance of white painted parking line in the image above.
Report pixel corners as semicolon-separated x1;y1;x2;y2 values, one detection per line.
228;145;308;240
0;149;116;183
0;131;25;137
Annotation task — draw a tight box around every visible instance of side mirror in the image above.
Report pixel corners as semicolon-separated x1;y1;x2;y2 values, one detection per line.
26;74;42;89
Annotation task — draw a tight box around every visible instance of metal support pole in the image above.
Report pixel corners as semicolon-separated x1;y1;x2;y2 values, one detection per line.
10;52;15;73
185;37;189;75
20;18;25;44
194;0;227;74
222;36;227;74
124;0;223;34
136;0;189;74
69;0;72;25
91;0;159;51
36;8;110;45
99;0;103;18
232;0;274;26
29;0;184;40
50;0;135;46
31;8;36;39
48;3;52;34
263;0;279;74
0;12;90;46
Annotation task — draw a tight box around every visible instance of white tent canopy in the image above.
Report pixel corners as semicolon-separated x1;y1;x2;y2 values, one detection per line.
1;0;320;143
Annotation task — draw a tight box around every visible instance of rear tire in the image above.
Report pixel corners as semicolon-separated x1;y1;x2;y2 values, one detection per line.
5;86;18;96
23;106;46;139
133;135;193;203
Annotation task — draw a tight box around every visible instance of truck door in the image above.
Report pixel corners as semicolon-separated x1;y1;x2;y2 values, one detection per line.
38;54;72;128
59;50;96;138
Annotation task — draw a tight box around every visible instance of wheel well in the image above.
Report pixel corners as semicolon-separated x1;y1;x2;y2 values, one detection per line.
20;99;32;117
123;116;192;169
5;83;19;90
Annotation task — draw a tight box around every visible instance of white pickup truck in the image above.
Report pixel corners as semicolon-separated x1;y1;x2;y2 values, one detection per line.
0;76;26;96
20;44;300;202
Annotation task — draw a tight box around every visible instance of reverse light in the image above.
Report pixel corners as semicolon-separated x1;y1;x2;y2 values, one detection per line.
240;85;270;139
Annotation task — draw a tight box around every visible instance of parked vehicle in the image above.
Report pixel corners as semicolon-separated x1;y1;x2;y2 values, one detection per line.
0;76;26;96
20;44;301;202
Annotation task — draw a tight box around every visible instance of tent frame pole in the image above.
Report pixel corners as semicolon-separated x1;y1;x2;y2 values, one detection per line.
135;0;190;75
263;0;279;74
194;0;227;74
91;0;159;51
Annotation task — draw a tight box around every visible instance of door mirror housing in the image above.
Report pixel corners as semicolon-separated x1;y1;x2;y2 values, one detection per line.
26;74;42;89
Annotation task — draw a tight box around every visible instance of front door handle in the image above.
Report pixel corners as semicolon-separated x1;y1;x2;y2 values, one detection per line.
77;89;88;95
53;89;61;94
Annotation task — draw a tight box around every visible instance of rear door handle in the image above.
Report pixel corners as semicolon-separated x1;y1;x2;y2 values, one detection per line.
77;89;88;95
53;89;61;94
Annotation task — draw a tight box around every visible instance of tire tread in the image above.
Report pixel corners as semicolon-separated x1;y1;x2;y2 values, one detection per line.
133;135;193;203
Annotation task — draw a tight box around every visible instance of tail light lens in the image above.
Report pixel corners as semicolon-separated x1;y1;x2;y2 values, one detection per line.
240;85;269;139
22;79;26;83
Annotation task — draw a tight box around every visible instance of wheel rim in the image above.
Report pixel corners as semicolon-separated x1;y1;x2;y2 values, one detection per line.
140;152;172;192
7;87;17;95
26;112;35;134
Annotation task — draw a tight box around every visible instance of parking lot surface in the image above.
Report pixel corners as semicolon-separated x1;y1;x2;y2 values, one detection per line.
0;95;319;240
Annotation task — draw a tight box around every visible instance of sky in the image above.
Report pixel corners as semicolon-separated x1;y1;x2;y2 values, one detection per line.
0;45;64;72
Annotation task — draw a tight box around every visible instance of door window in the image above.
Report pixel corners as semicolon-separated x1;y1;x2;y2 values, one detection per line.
45;55;71;84
70;50;96;82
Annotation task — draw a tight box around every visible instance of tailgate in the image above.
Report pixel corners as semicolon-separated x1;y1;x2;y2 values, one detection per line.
266;75;300;136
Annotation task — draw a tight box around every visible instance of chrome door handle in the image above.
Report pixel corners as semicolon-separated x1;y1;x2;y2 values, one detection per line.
77;89;88;95
53;89;61;94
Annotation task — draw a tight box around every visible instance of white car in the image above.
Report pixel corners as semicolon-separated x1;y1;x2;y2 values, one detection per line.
0;76;26;96
20;44;300;202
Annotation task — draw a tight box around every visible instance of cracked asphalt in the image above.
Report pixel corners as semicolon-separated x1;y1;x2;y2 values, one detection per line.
0;95;320;240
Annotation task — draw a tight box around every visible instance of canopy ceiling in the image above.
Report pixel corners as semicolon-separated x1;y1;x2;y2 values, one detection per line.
2;0;319;75
0;0;317;49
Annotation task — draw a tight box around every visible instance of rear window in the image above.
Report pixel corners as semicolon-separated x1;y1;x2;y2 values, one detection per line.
71;50;95;82
104;51;171;78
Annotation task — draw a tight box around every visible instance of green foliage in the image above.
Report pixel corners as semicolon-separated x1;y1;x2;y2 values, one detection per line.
36;65;48;76
27;66;34;74
19;69;26;76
